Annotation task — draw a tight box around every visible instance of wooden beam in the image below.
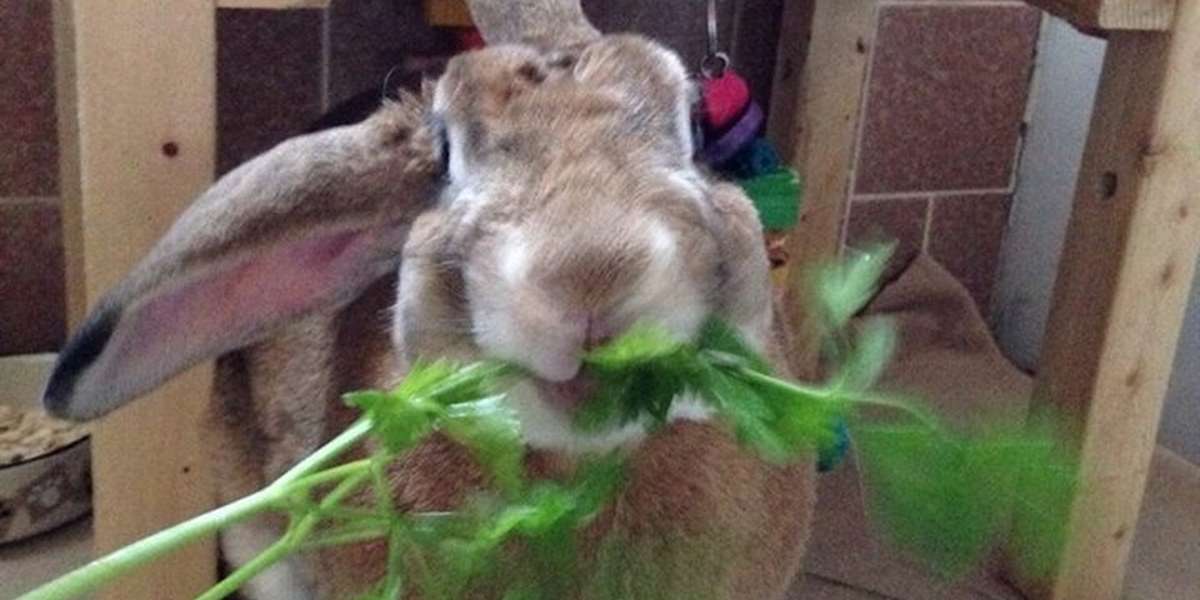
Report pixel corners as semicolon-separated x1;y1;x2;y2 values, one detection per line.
769;0;875;378
424;0;474;27
765;0;816;165
1007;0;1200;597
217;0;330;8
1025;0;1174;31
54;1;217;598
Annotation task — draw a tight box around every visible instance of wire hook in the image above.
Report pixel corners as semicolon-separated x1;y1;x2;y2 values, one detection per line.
701;0;729;79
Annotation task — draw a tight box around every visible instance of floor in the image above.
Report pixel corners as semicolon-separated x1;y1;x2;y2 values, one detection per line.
0;514;91;599
786;446;1200;600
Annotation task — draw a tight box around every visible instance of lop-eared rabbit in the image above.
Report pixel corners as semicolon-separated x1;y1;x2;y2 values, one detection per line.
43;1;815;597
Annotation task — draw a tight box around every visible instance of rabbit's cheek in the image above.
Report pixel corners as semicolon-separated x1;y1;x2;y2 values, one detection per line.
470;298;584;382
610;221;709;342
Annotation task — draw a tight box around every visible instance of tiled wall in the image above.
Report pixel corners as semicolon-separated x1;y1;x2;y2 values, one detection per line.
217;2;453;174
215;0;756;171
0;2;64;356
841;1;1042;313
0;0;1037;356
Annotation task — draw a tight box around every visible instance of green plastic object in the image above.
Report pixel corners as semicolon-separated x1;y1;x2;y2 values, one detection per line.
739;168;803;230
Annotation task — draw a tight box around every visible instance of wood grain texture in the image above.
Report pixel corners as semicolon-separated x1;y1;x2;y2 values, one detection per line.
54;1;217;597
217;0;330;9
1007;0;1200;597
769;0;875;378
765;0;816;162
1026;0;1175;31
425;0;474;27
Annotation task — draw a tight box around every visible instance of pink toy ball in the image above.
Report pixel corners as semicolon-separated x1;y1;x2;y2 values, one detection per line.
701;70;752;131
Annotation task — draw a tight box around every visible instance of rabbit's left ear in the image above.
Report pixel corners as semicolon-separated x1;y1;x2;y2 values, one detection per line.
44;96;442;421
466;0;599;47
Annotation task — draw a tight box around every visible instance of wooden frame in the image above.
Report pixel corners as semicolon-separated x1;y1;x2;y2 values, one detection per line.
771;1;1199;599
766;0;874;380
53;1;327;597
1023;0;1175;30
54;2;218;598
54;0;1196;599
217;0;331;8
1013;2;1200;597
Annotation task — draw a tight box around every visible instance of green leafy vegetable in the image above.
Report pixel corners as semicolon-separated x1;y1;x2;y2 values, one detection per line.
833;316;897;393
345;360;514;452
24;243;1079;600
814;242;894;331
442;396;526;497
853;419;1077;579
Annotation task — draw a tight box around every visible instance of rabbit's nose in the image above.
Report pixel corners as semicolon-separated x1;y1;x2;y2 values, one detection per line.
582;315;616;351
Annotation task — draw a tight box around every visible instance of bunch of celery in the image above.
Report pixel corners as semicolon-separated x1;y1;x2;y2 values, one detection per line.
21;246;1077;600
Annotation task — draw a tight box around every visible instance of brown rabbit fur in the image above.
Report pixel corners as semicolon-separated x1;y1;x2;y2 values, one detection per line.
44;2;816;598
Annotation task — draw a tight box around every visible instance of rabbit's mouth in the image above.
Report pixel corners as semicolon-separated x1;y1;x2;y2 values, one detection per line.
533;370;597;412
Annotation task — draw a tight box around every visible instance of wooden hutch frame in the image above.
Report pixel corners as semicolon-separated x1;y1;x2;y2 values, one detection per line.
52;0;1199;598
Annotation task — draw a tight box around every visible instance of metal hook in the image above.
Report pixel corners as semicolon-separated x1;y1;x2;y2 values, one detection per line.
701;52;730;79
707;0;720;60
702;0;728;79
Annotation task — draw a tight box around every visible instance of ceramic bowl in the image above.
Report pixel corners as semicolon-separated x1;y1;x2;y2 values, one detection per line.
0;354;91;545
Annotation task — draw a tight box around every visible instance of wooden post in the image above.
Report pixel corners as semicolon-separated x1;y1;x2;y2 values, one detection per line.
424;0;475;27
768;0;875;378
217;0;331;8
1024;0;1175;30
54;2;218;597
1007;0;1200;598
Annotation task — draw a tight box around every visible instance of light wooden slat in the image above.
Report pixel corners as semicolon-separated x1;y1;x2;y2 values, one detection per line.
54;2;85;328
425;0;475;27
1026;0;1174;31
765;0;816;166
54;1;218;598
217;0;330;8
1006;0;1200;597
769;0;875;378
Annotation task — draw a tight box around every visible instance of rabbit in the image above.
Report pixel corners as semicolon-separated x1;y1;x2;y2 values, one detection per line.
42;1;816;598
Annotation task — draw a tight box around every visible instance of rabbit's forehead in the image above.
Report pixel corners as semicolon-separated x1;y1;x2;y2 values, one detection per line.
435;38;696;187
434;36;692;130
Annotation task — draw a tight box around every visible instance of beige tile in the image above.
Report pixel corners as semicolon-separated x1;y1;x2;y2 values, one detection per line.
1124;448;1200;600
0;202;65;355
217;8;325;175
0;516;92;598
582;0;737;76
927;194;1012;314
845;197;930;283
0;2;58;196
854;5;1040;194
327;0;448;107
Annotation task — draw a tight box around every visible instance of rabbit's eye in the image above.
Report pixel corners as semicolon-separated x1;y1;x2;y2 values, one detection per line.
516;63;547;84
548;52;576;70
430;116;450;177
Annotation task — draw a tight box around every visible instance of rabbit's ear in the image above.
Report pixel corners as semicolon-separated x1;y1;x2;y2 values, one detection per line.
708;183;776;347
466;0;599;47
44;97;442;421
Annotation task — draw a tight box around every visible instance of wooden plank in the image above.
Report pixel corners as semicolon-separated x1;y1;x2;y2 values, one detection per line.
1025;0;1174;31
765;0;816;165
217;0;330;8
425;0;474;27
54;2;85;328
1005;0;1200;597
53;1;218;598
769;0;875;378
